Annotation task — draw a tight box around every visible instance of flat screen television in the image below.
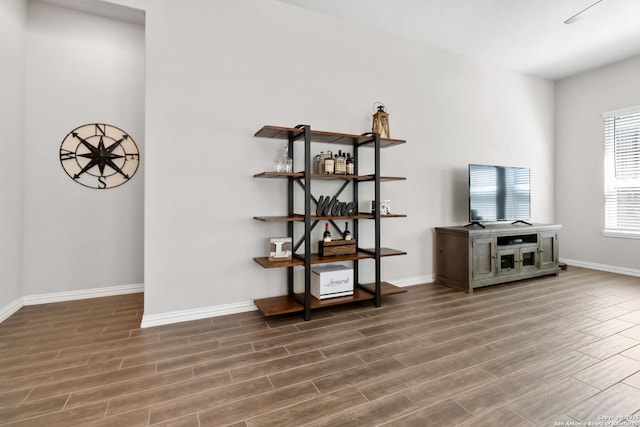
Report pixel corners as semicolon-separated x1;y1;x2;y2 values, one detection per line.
468;164;531;224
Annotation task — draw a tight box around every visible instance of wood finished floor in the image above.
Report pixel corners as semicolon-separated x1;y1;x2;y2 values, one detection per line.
3;267;640;426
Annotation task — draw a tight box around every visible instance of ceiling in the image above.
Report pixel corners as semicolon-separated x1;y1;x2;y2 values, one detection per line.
277;0;640;81
40;0;144;25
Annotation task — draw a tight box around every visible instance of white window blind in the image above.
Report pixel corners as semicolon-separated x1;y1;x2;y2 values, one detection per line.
603;106;640;235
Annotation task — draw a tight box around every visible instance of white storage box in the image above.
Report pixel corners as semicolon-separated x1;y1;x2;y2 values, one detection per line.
311;264;354;300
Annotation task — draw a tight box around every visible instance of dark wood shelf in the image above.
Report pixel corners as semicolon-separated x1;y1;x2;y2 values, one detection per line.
253;213;407;222
359;247;408;257
253;215;302;223
358;213;407;219
255;125;406;148
253;171;405;182
359;281;408;296
253;281;407;316
311;174;406;182
253;172;302;179
253;247;407;269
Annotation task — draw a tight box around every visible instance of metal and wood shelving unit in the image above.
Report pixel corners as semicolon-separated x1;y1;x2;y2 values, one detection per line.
252;125;407;320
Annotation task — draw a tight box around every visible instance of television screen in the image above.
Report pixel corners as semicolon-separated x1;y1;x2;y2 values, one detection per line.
469;164;531;222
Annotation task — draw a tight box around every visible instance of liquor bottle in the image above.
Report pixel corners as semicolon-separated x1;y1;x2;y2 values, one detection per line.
346;152;354;175
343;222;352;240
314;152;323;174
335;150;346;174
320;151;330;173
323;223;332;242
324;150;335;174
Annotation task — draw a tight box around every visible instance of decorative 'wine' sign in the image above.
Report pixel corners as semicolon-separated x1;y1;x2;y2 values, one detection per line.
316;196;356;216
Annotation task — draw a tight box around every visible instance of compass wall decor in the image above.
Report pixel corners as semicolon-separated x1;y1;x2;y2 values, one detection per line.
59;123;140;189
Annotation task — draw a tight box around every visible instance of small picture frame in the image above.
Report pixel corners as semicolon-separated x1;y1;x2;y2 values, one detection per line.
370;200;391;215
268;237;292;261
380;200;391;215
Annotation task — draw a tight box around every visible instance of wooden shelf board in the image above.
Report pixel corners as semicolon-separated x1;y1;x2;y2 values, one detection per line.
254;172;405;182
379;176;406;182
311;214;376;221
253;257;303;268
253;216;300;222
253;171;303;179
357;213;408;219
311;173;371;180
253;214;407;222
302;288;375;310
253;247;406;269
359;281;408;296
310;174;404;181
253;295;307;316
255;125;405;148
359;248;408;257
253;282;406;316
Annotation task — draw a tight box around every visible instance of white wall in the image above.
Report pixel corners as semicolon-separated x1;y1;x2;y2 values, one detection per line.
129;0;555;320
4;0;557;325
556;55;640;271
0;0;26;317
22;0;145;296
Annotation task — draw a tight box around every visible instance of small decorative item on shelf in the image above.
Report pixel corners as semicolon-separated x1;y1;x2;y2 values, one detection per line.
311;264;354;299
316;196;356;216
381;200;391;215
372;102;390;138
276;145;292;173
318;239;357;257
268;237;292;261
370;200;392;215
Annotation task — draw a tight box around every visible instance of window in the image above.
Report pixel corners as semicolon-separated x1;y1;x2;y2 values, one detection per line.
603;105;640;238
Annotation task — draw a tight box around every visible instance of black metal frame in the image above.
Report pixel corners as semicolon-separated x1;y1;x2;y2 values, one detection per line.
286;125;383;320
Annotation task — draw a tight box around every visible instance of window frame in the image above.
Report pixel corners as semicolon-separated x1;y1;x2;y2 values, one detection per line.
602;105;640;239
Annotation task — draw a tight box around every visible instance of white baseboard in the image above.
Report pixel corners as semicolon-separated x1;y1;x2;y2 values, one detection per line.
9;262;638;329
3;263;638;328
1;279;436;327
0;297;24;323
140;275;435;328
388;274;435;287
22;283;144;306
140;278;437;328
1;278;438;326
0;283;144;324
560;258;640;277
140;300;258;328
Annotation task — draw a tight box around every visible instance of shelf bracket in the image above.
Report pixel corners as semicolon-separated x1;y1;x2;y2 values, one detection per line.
374;132;381;307
293;220;318;253
301;124;313;321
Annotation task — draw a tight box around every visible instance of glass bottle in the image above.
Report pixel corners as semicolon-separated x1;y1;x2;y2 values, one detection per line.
277;146;292;173
324;150;335;174
346;152;354;175
320;151;330;173
343;221;352;240
323;223;332;242
314;152;323;174
335;150;346;174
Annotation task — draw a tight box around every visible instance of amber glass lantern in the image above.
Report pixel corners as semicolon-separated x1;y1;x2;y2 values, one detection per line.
371;103;390;138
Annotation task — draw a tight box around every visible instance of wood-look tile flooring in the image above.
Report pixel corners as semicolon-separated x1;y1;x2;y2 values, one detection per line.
3;267;640;426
